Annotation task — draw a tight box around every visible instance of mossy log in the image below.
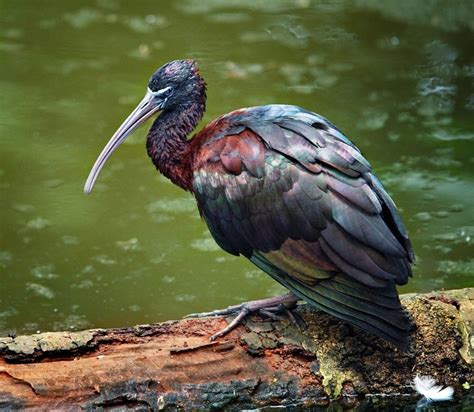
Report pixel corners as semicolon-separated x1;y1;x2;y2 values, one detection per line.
0;288;472;410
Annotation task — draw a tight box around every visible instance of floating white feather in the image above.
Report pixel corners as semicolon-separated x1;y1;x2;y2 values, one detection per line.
413;375;454;402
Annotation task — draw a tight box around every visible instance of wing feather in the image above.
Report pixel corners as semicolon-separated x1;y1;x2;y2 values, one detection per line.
192;105;414;347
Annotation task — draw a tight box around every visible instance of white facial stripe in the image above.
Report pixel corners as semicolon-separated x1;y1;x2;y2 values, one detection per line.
149;86;172;97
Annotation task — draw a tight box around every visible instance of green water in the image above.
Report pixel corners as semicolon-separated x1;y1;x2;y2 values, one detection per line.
1;0;473;337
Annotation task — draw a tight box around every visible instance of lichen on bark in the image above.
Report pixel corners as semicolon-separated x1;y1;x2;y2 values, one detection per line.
0;288;472;410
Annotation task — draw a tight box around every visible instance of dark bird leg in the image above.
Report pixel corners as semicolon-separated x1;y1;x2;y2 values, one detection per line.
185;292;299;340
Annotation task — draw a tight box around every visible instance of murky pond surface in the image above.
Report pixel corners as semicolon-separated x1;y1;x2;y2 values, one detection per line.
1;1;473;338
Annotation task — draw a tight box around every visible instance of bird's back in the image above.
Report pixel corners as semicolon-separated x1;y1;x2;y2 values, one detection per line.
190;104;414;348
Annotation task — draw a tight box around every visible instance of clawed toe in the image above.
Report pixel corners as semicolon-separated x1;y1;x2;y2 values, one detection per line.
210;306;250;341
184;305;242;319
282;306;306;329
184;293;299;340
255;304;306;329
257;309;279;321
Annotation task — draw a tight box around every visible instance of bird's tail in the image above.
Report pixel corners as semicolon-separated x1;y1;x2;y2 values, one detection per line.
290;274;410;349
251;253;411;349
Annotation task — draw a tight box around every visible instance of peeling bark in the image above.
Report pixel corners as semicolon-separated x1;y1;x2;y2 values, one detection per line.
0;288;472;410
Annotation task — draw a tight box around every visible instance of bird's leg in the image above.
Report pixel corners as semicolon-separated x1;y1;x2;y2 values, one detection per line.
184;292;297;319
184;292;299;340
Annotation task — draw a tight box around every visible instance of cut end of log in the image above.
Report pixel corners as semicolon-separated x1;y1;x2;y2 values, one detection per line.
0;288;473;410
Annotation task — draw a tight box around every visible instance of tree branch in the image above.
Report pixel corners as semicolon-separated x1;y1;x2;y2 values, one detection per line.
0;288;472;410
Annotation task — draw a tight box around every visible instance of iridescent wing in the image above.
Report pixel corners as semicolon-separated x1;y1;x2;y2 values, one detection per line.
192;105;414;347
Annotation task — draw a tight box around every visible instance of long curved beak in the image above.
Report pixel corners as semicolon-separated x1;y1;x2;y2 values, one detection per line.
84;89;163;194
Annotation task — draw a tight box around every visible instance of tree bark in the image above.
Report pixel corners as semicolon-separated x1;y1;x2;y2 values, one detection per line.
0;288;472;410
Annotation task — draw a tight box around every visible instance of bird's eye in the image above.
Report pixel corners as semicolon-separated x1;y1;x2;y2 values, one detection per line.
155;86;172;98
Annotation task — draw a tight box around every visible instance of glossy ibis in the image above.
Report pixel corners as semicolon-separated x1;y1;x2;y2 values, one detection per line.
85;60;414;348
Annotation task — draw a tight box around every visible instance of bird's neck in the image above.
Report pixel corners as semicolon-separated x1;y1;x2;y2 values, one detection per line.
146;98;205;192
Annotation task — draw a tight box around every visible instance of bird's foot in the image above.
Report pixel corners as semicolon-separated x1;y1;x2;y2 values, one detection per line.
258;303;306;330
184;292;300;340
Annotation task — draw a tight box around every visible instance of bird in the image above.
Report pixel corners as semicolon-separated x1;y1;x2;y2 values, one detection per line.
84;59;415;349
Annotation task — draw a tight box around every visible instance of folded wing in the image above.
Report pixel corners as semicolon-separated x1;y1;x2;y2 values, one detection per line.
191;105;414;347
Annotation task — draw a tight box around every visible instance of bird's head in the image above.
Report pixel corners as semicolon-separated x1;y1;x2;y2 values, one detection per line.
148;59;205;110
84;59;205;194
